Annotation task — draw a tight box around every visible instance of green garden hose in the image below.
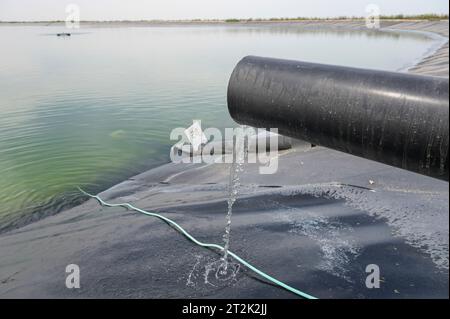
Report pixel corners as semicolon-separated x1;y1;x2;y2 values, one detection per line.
78;187;318;299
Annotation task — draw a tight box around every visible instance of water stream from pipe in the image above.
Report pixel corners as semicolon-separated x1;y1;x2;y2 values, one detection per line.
220;125;248;275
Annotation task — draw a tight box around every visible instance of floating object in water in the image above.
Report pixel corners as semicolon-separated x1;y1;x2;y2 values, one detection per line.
109;129;126;139
228;56;449;181
171;129;291;159
56;33;71;37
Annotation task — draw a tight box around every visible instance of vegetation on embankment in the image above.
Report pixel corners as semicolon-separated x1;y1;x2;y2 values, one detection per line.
225;14;448;23
1;14;448;24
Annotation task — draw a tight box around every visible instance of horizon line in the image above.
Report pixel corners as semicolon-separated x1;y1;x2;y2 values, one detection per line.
1;13;449;24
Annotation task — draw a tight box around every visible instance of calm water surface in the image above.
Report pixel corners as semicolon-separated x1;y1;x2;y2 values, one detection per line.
0;24;437;229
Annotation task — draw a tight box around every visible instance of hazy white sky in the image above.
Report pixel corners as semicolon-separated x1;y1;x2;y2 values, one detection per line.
0;0;448;21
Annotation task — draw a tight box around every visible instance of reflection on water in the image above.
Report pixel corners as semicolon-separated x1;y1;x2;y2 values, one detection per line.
0;24;436;230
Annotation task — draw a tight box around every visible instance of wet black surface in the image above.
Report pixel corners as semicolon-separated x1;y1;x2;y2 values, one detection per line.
0;148;448;298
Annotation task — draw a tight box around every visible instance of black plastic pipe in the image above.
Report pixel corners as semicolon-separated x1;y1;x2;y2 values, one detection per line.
228;56;449;181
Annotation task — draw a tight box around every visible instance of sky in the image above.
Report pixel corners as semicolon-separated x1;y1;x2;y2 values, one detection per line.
0;0;448;21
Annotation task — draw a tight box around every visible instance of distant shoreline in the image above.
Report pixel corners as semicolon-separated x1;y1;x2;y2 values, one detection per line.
0;14;448;25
